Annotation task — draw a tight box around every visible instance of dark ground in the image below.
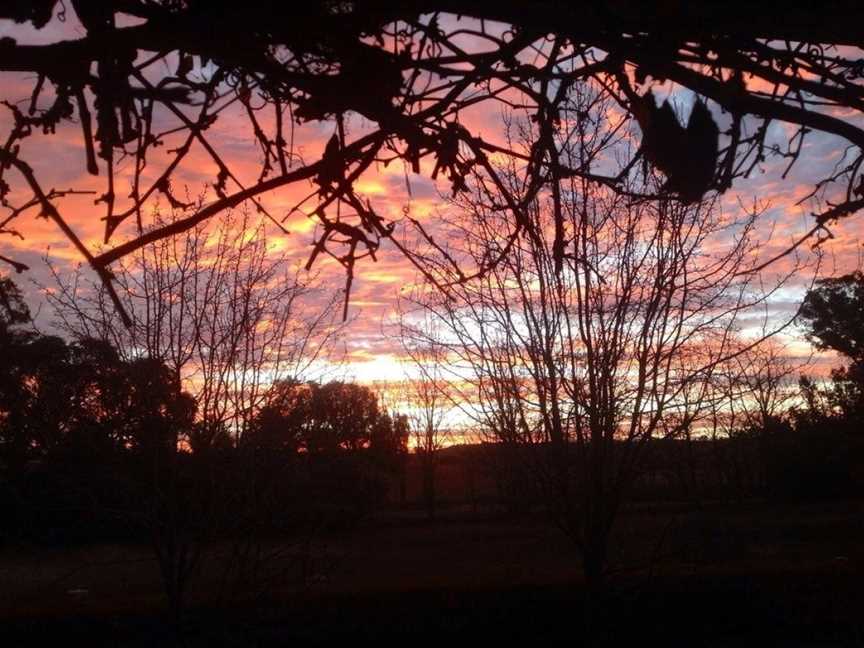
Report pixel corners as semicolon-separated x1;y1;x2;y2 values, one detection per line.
2;500;863;646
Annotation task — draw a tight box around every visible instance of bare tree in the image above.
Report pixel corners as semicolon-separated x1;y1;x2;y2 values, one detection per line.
45;206;343;447
701;339;804;498
400;93;807;607
42;206;344;623
731;340;803;431
395;314;452;517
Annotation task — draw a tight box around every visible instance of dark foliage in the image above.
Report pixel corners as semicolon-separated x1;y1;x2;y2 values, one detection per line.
800;271;864;364
0;279;406;547
249;380;408;456
248;380;409;517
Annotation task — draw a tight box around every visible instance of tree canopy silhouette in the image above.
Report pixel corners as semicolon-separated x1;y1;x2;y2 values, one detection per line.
798;271;864;420
800;271;864;363
250;380;408;456
2;2;864;316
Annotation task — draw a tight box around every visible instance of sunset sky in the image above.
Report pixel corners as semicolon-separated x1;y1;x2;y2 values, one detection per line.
1;9;862;395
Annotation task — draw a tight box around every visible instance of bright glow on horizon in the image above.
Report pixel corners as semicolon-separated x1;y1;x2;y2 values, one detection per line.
1;11;862;426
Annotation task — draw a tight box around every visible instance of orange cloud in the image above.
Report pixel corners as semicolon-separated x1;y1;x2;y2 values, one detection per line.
2;20;863;406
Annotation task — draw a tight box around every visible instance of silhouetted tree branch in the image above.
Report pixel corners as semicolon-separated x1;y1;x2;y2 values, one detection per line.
1;2;862;313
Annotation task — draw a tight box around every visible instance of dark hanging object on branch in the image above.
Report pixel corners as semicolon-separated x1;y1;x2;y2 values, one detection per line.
633;92;719;203
678;99;720;203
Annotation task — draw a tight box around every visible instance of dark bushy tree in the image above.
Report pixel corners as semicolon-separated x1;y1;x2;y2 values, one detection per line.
768;272;864;499
798;271;864;421
248;380;408;516
800;272;864;363
0;275;199;543
251;380;407;456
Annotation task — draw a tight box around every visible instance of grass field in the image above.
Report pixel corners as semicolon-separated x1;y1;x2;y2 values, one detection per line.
2;500;862;645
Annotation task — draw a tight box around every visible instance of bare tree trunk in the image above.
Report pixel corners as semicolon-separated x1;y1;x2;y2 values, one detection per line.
421;451;437;519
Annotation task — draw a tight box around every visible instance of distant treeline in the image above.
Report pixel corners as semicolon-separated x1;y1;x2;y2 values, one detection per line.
397;424;864;515
2;274;864;548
